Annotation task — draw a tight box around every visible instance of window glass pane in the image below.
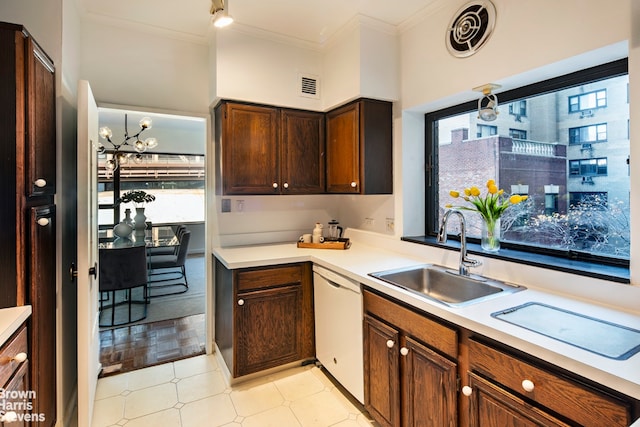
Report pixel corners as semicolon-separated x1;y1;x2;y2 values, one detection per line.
98;153;205;226
435;73;629;259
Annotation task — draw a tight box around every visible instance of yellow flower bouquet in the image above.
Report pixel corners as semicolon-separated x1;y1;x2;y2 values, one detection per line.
446;179;527;251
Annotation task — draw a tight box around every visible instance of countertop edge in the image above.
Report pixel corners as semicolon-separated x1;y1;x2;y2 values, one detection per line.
0;306;32;346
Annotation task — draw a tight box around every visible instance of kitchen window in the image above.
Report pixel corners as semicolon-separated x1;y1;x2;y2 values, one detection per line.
421;59;629;269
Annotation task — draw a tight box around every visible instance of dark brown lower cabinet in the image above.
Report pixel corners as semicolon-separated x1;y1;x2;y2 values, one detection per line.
363;289;458;427
363;287;640;427
467;373;570;427
215;260;315;378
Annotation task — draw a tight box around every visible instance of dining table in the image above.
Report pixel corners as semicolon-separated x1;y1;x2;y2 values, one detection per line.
98;225;179;250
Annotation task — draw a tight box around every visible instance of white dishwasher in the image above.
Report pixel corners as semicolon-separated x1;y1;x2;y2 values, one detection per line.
313;264;364;403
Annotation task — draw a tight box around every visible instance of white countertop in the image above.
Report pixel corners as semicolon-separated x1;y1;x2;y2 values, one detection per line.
213;231;640;403
0;306;31;346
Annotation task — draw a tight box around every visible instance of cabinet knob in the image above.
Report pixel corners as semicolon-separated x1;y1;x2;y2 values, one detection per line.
400;347;409;356
37;217;50;226
272;182;279;189
350;181;357;188
521;379;535;392
12;352;27;363
0;411;17;422
386;339;395;348
462;385;473;396
34;178;47;188
237;299;245;306
283;182;289;189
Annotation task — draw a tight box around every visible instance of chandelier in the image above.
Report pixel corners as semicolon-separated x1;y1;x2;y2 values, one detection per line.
96;114;158;171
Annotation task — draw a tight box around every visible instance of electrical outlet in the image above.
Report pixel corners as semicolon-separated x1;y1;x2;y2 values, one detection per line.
364;217;375;227
385;217;395;232
236;200;245;212
221;198;231;213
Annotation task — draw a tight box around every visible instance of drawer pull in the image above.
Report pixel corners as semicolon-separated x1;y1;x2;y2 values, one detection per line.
400;347;409;356
0;411;17;422
12;352;27;363
462;385;473;396
386;339;395;349
522;379;535;392
34;178;47;188
237;299;245;306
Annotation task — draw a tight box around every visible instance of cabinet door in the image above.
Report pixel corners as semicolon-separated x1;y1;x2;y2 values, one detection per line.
28;204;56;427
402;336;457;427
363;314;401;427
326;102;360;193
235;284;303;377
2;361;30;427
222;103;279;194
25;38;56;198
467;373;570;427
280;109;325;194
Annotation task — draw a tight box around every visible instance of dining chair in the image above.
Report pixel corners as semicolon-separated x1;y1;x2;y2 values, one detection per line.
98;245;149;327
147;230;191;297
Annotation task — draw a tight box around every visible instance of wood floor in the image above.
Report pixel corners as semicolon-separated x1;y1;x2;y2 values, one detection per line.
99;313;205;377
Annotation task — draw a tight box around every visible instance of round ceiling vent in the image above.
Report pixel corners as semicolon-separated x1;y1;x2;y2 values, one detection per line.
446;1;496;58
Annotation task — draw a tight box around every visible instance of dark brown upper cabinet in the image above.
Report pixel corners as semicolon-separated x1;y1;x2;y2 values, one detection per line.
325;98;392;194
215;101;325;195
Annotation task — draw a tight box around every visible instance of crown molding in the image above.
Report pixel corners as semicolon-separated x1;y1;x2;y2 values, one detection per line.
83;11;210;45
397;0;450;35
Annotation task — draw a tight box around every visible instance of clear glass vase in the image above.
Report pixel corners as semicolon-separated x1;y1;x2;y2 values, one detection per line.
481;218;500;252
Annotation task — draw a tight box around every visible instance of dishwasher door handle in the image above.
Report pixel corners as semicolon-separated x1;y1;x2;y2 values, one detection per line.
320;276;361;295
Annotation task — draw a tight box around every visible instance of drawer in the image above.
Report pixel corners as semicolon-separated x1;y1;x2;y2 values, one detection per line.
236;264;303;292
469;339;633;427
0;325;28;387
363;289;458;359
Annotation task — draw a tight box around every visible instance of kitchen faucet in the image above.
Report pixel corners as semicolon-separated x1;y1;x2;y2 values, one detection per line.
437;210;482;276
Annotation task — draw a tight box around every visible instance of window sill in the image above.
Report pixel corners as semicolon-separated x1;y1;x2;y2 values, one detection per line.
401;236;630;284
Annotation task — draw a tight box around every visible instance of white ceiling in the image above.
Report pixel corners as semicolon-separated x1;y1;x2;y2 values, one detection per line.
78;0;439;44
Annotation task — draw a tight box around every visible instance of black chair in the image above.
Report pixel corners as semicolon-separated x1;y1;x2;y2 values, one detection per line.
147;230;191;297
147;225;186;256
98;245;149;327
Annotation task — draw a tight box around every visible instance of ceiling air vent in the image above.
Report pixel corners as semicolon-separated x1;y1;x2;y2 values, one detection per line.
299;73;320;99
446;0;496;58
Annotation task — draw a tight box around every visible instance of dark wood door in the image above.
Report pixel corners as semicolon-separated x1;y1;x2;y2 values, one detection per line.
326;102;360;193
235;284;303;377
28;204;56;427
25;37;56;198
467;373;570;427
363;314;401;427
280;109;325;194
402;336;457;427
222;102;279;194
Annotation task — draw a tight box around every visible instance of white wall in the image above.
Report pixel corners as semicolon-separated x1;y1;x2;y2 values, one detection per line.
214;28;323;110
79;17;210;114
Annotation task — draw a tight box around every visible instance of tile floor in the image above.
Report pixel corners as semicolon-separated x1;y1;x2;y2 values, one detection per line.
92;354;376;427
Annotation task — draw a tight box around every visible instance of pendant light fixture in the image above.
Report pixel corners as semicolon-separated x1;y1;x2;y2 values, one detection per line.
474;83;501;122
96;114;158;171
211;0;234;28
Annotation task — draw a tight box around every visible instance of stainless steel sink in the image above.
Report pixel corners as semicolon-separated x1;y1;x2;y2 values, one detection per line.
369;265;525;307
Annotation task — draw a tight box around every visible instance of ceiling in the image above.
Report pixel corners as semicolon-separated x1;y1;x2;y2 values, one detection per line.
78;0;439;44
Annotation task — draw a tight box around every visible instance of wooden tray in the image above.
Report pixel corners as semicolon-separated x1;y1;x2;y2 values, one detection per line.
297;238;351;250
